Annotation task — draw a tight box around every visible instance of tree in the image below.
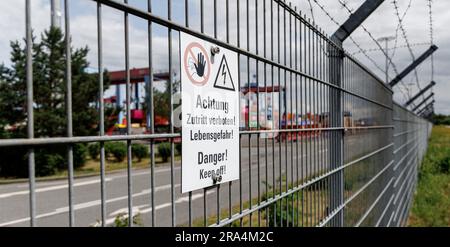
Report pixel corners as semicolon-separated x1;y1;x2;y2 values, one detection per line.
0;27;113;177
431;114;450;125
144;78;180;132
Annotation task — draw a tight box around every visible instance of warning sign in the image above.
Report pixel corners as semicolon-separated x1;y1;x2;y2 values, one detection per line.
180;32;240;193
213;55;235;91
183;42;211;86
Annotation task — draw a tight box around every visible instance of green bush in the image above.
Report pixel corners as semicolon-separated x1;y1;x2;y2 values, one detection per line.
88;143;100;160
0;146;28;178
106;142;127;162
33;143;87;177
175;143;182;155
132;144;148;162
158;142;171;162
35;152;62;177
73;144;87;169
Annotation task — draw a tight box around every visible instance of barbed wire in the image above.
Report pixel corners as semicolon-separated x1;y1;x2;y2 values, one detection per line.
388;0;417;104
392;0;423;99
336;0;402;76
335;0;411;101
310;0;385;73
427;0;435;82
310;0;410;101
351;42;430;56
427;0;434;44
311;0;386;73
304;0;330;58
388;0;413;70
306;0;316;23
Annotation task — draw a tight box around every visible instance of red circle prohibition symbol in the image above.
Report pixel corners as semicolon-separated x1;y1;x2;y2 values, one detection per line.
184;42;211;86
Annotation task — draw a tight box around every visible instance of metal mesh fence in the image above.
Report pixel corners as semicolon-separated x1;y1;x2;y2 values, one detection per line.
0;0;431;227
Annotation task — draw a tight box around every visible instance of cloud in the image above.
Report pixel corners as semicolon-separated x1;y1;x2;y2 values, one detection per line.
292;0;449;114
0;0;50;67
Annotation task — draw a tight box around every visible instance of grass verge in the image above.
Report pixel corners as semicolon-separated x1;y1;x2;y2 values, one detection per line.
408;126;450;226
182;176;328;227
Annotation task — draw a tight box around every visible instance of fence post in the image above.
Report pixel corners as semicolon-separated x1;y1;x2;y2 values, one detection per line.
328;40;344;227
327;0;386;227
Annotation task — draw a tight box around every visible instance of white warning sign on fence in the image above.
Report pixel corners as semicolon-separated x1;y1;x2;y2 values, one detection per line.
180;32;240;193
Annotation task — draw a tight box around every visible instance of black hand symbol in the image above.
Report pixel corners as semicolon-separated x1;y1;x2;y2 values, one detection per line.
194;52;206;77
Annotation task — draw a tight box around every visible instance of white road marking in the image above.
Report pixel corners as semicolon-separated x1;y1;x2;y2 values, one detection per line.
4;147;327;191
0;184;179;227
0;178;112;199
108;166;182;179
108;205;149;218
0;147;329;226
101;191;214;226
4;166;182;190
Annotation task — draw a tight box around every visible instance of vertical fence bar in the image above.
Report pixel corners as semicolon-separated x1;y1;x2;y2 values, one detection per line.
226;0;232;224
147;0;156;227
294;6;299;227
313;23;316;227
317;26;321;226
289;10;295;226
185;0;189;27
283;4;288;227
25;0;36;227
322;30;326;222
320;29;324;224
64;0;75;227
300;12;308;227
213;0;221;226
96;1;107;227
200;0;204;33
200;0;206;227
214;0;217;39
246;0;252;227
184;0;193;228
314;22;318;227
204;188;207;226
216;182;220;225
123;0;133;227
277;1;282;228
271;0;276;227
327;33;344;226
289;3;294;226
237;0;243;227
263;0;269;227
255;0;262;227
307;17;311;227
168;0;176;227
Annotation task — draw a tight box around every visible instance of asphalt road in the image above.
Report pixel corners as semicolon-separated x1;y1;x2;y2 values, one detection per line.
0;137;334;227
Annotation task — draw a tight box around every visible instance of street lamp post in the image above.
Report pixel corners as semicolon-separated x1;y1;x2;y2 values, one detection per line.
377;36;396;84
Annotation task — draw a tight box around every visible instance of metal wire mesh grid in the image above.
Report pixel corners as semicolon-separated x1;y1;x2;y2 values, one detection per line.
0;0;431;227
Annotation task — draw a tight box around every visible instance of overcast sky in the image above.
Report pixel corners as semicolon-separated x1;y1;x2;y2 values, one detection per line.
0;0;447;114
